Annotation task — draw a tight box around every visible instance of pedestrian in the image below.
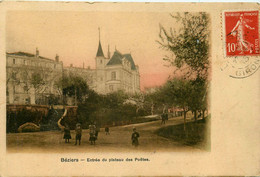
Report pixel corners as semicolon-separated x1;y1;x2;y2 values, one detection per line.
165;113;168;121
131;127;140;147
74;123;82;145
105;126;110;135
95;123;100;140
89;123;96;145
161;113;166;125
63;124;71;143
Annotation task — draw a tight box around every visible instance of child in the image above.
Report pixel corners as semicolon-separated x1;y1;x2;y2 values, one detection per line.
89;123;96;145
75;123;82;145
63;124;71;143
105;126;110;135
131;127;140;147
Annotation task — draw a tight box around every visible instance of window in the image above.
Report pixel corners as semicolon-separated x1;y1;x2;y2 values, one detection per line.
11;72;17;80
14;96;19;102
13;59;15;64
23;86;28;93
25;98;30;104
22;71;27;80
100;60;102;64
109;85;113;91
111;71;116;80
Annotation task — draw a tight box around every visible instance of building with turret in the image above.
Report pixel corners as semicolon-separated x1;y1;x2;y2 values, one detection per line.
65;32;140;95
6;33;140;104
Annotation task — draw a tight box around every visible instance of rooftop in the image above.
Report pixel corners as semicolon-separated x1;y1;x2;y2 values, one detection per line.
106;50;136;70
6;51;55;62
96;41;104;57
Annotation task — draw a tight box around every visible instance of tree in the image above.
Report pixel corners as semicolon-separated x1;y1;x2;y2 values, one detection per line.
168;78;192;131
31;71;60;105
188;77;207;122
31;72;45;92
77;89;101;127
158;12;210;124
29;71;47;104
143;78;192;130
144;86;171;115
158;12;210;79
128;93;145;117
59;75;90;105
103;90;128;109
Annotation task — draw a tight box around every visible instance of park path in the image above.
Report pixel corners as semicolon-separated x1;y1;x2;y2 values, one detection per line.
7;116;202;153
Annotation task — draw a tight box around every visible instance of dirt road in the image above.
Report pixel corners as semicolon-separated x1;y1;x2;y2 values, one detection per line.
7;116;202;153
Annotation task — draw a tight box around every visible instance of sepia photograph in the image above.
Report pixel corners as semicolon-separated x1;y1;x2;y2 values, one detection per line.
6;10;210;152
0;2;259;176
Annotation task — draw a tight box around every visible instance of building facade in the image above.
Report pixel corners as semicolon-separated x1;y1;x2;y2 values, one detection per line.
94;40;140;94
6;39;140;105
64;39;140;95
6;49;63;105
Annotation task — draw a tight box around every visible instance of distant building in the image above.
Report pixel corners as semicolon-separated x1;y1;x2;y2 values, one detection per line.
63;64;96;91
64;37;140;94
6;49;63;105
6;34;140;105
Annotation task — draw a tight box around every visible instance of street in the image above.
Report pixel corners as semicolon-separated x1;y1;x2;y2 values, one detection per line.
7;116;202;153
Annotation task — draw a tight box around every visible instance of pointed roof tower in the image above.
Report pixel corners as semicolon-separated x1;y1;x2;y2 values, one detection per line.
96;27;104;57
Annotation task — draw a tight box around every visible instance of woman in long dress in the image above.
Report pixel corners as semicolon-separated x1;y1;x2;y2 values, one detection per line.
63;124;71;143
89;123;96;145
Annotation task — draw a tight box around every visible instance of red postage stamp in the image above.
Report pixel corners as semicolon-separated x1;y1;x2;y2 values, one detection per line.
224;10;259;57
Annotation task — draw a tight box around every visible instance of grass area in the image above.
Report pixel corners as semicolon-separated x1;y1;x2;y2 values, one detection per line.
155;116;211;150
115;113;177;127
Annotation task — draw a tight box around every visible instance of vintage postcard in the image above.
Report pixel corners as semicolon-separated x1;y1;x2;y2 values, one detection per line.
0;2;259;176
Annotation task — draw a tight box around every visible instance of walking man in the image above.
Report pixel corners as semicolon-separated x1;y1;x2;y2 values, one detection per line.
161;113;166;125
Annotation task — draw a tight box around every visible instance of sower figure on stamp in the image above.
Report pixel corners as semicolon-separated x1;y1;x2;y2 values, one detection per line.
131;127;140;147
89;122;96;145
63;123;71;143
74;123;82;145
230;14;255;54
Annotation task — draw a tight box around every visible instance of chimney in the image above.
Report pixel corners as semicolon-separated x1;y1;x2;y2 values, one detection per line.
36;48;39;58
70;64;73;67
55;54;59;62
107;45;110;59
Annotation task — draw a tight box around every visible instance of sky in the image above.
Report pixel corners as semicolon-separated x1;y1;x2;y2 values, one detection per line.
6;11;177;90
